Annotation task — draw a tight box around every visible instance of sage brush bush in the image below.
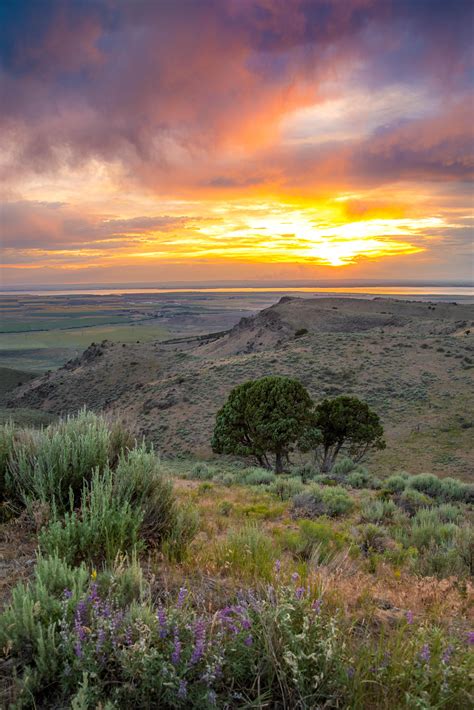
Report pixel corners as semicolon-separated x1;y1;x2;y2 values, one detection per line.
6;411;118;511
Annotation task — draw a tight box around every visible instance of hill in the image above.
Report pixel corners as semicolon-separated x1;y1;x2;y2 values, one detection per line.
8;297;474;477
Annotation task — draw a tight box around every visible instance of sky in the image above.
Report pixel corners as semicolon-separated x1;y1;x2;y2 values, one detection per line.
1;0;473;287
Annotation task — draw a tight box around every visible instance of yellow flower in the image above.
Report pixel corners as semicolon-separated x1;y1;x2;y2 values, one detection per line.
91;569;97;580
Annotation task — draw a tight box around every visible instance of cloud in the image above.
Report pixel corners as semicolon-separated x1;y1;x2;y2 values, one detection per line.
1;0;472;192
0;201;199;250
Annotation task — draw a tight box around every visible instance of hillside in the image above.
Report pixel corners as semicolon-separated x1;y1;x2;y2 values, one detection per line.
8;297;474;477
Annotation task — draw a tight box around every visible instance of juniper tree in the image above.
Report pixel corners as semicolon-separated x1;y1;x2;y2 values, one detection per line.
211;376;313;473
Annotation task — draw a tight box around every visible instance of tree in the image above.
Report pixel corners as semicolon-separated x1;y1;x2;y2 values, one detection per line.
305;395;385;473
211;376;314;473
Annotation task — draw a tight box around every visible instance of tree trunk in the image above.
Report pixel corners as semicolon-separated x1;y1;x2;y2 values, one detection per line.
275;451;284;474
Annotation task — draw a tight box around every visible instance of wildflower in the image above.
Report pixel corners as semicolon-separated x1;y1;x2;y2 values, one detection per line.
244;635;253;646
171;628;181;665
177;679;187;699
207;690;217;706
406;610;414;625
96;627;106;653
347;666;355;679
312;598;322;614
63;589;72;599
419;644;430;663
274;559;281;574
295;586;305;600
442;645;454;664
91;569;97;580
291;572;299;583
190;619;206;664
157;607;168;638
467;631;474;645
176;587;188;608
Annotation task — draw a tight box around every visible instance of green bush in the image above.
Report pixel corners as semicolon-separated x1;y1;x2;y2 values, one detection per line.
397;488;434;516
407;473;443;499
320;486;354;517
360;498;398;524
438;477;474;504
114;445;176;542
188;462;212;480
270;476;305;500
6;411;115;511
242;467;276;486
384;474;409;493
346;468;379;489
39;468;144;565
358;523;388;555
332;457;356;476
292;485;354;519
280;519;347;562
214;525;276;581
162;504;200;563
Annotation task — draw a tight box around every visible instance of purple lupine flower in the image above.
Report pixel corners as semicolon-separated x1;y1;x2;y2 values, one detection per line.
171;628;181;665
244;635;253;646
406;610;414;625
96;627;106;653
75;599;88;625
291;572;299;583
312;598;322;614
176;587;188;608
207;690;217;706
74;640;83;658
295;586;305;600
88;582;99;604
347;667;355;679
419;644;430;663
241;617;251;630
274;559;281;574
442;645;454;664
157;607;168;638
63;589;72;599
190;619;206;664
177;679;187;699
467;631;474;645
125;625;133;646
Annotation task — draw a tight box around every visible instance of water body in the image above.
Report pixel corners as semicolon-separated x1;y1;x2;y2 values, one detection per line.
1;285;473;302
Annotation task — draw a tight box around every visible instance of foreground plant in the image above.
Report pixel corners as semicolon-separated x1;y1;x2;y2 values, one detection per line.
1;558;472;709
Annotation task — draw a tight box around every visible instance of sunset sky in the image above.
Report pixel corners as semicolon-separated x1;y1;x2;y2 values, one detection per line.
1;0;473;287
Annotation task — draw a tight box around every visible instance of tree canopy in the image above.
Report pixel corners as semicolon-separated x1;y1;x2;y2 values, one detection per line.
307;395;385;472
211;376;313;473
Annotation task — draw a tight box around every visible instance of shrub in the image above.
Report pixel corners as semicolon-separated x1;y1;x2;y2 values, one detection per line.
291;485;354;518
407;473;443;499
438;477;474;504
218;500;233;516
114;445;176;542
332;457;356;476
291;489;325;519
214;525;276;581
270;476;305;501
321;486;354;517
39;468;144;565
189;462;212;480
346;468;379;489
6;411;114;511
434;503;463;524
397;488;434;516
162;504;200;563
358;523;388;555
280;519;347;563
384;474;408;493
242;467;276;486
360;498;398;524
